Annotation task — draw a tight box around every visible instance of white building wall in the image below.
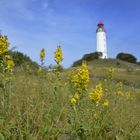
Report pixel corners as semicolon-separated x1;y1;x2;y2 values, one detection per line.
96;31;107;59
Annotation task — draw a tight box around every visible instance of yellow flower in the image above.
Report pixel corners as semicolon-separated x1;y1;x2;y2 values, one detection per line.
89;83;102;104
108;67;114;79
71;61;89;93
0;35;9;56
102;100;109;107
70;98;77;104
40;48;45;59
7;59;15;71
5;54;11;59
54;46;63;64
40;48;45;66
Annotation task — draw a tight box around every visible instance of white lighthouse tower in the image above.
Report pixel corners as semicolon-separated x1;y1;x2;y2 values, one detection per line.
96;21;107;59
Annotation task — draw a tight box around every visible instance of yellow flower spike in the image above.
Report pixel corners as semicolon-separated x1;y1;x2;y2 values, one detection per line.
40;48;45;66
5;54;11;60
70;98;77;104
89;83;102;104
7;59;15;71
71;61;89;94
54;46;63;64
102;100;109;107
108;67;114;79
0;35;9;56
40;48;45;59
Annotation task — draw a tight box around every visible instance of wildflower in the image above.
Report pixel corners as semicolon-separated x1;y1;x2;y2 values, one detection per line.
108;67;114;79
54;46;63;64
40;48;45;59
89;83;102;104
5;54;15;71
40;48;45;66
5;54;11;59
0;35;9;56
71;61;89;94
102;100;109;107
7;59;15;71
70;98;77;104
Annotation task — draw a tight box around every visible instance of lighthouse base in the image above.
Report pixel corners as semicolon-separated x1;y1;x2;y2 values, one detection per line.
96;51;107;59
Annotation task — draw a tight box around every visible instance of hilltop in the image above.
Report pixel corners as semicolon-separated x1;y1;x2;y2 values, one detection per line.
70;59;140;88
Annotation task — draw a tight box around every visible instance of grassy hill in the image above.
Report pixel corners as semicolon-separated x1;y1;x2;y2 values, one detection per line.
70;59;140;88
88;59;140;86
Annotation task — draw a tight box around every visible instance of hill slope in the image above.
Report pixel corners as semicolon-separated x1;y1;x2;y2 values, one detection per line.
70;59;140;88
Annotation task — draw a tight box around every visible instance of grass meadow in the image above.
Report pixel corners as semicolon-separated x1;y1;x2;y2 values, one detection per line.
0;58;140;140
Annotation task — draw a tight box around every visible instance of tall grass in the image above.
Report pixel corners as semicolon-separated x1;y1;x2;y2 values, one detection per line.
0;64;140;140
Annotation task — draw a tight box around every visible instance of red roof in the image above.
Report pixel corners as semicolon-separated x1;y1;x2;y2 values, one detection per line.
97;21;104;26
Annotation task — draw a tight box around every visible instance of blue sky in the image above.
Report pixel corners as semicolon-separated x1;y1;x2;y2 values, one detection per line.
0;0;140;67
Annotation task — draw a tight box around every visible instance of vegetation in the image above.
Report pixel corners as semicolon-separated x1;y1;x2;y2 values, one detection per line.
116;52;137;63
9;51;39;68
0;35;140;140
72;52;102;67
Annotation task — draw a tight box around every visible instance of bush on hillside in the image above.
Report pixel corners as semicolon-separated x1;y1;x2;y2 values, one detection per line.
9;51;39;68
72;52;102;67
82;52;102;61
116;53;137;63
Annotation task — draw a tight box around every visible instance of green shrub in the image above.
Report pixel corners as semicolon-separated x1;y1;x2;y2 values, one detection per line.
72;52;102;67
9;51;39;68
116;53;137;63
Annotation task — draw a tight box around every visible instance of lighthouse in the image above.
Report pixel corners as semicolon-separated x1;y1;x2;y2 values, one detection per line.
96;21;107;59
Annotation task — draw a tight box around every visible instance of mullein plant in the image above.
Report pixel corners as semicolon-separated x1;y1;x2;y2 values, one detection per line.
0;34;14;114
88;82;110;138
89;83;103;106
46;46;64;137
38;48;46;75
40;48;45;66
67;62;90;138
50;46;63;98
108;67;114;80
54;45;63;81
70;61;89;102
